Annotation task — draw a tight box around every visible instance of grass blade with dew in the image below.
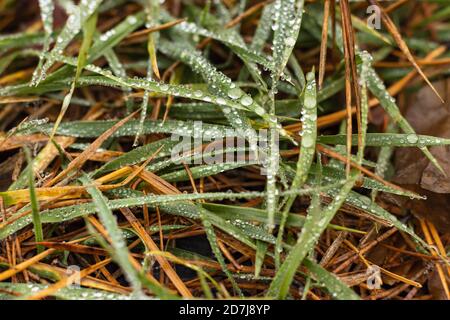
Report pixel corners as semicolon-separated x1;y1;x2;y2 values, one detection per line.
275;68;317;267
255;240;269;279
79;174;146;298
30;0;55;84
267;170;359;299
0;283;131;300
367;0;443;103
50;10;98;139
372;123;398;201
23;147;44;254
93;137;176;176
31;0;103;86
238;3;274;83
302;259;360;300
265;0;305;232
157;39;260;146
134;0;161;145
198;205;243;297
271;0;305;82
0;185;346;240
317;133;450;147
365;58;446;175
337;190;429;250
160;161;258;183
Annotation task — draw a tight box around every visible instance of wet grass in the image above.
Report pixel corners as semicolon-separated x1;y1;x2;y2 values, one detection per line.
0;0;449;300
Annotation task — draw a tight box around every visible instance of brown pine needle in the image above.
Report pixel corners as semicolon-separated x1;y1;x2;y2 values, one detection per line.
0;249;55;282
318;0;330;89
419;219;450;300
124;18;187;43
339;0;356;176
344;240;422;288
120;207;193;298
45;110;139;187
26;258;112;300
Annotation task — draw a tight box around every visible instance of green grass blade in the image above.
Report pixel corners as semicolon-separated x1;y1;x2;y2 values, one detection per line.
365;58;445;175
50;10;98;138
303;259;360;300
0;283;131;300
23;147;44;254
267;172;358;299
198;205;243;296
271;0;305;81
79;174;145;297
275;69;317;266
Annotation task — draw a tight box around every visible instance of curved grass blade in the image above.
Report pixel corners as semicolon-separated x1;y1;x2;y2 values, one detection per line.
368;0;443;103
50;11;98;139
303;259;360;300
271;0;305;81
203;202;363;234
31;0;55;83
93;138;176;176
198;205;243;296
32;0;103;85
158;39;261;148
338;190;429;250
79;174;145;297
365;62;446;175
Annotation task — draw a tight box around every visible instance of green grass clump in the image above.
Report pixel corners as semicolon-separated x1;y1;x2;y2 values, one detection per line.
0;0;449;300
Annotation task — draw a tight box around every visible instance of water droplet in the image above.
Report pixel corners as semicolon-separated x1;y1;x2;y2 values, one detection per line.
304;96;316;109
284;37;296;46
216;97;226;105
227;88;243;100
255;106;266;116
240;96;253;106
302;136;314;148
406;134;418;144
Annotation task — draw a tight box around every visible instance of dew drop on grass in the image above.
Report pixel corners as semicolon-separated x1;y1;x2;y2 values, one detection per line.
240;95;253;106
255;106;266;116
406;133;419;144
216;97;226;105
302;136;314;148
304;96;315;109
227;87;243;99
284;37;296;46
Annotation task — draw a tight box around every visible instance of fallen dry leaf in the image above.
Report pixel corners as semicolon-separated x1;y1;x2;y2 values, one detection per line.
390;79;450;233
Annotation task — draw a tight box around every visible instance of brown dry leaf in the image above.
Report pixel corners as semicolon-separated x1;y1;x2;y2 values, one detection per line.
389;79;450;232
428;268;450;300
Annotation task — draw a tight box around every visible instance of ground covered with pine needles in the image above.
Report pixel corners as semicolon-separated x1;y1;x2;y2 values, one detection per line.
0;0;449;300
